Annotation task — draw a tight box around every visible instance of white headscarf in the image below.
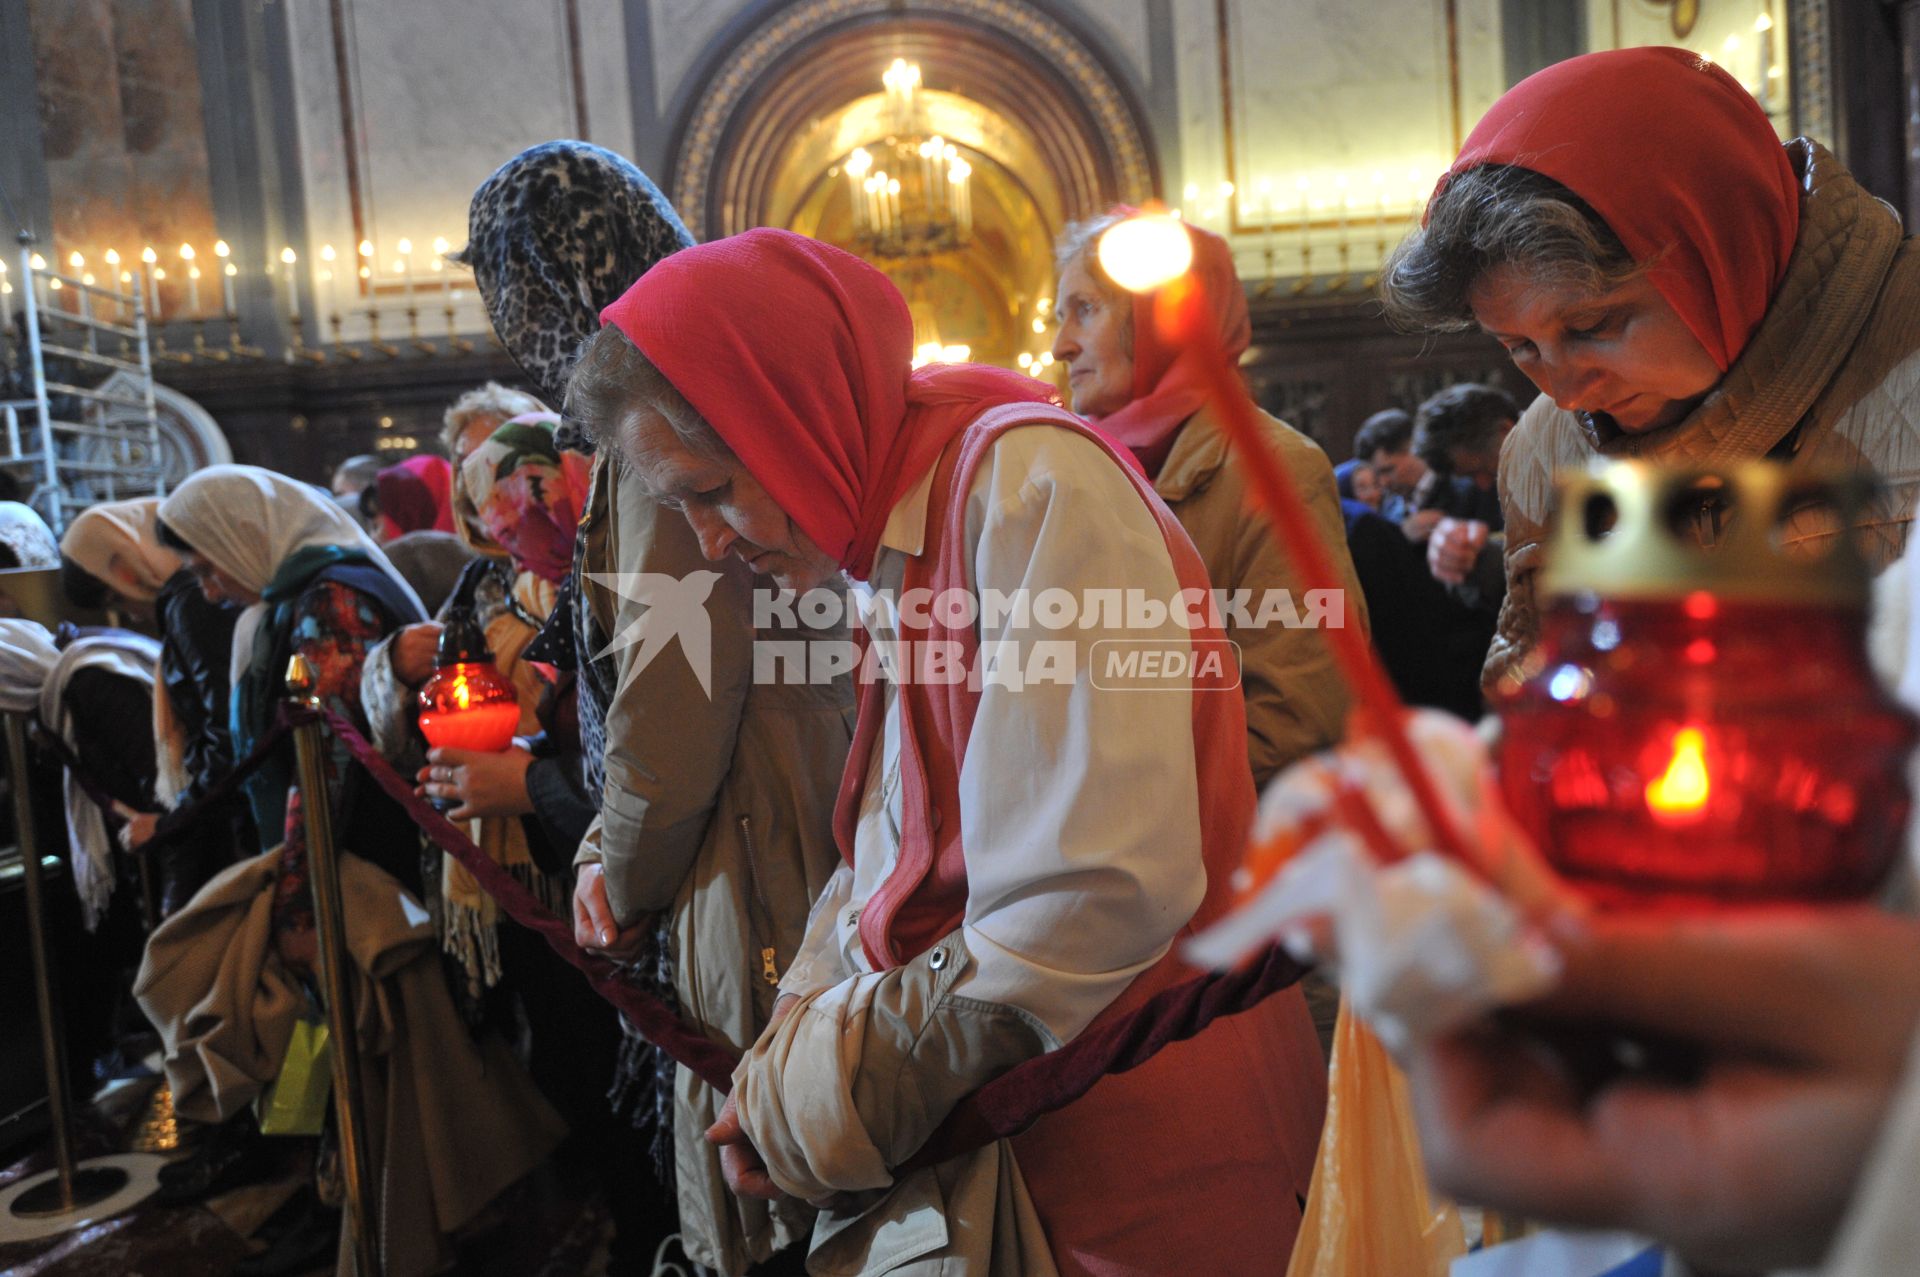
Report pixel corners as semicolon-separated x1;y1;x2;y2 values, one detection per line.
0;619;159;929
59;498;182;603
0;502;59;569
158;465;425;695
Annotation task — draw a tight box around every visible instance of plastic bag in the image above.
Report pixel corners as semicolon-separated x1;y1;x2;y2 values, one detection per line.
1286;998;1466;1277
257;1014;333;1137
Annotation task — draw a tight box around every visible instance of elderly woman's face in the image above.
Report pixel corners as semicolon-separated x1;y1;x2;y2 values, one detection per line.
1469;264;1721;435
618;406;838;592
1051;255;1135;419
179;551;257;607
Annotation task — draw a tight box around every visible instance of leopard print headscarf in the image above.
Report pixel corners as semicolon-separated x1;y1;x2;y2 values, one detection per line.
459;141;695;444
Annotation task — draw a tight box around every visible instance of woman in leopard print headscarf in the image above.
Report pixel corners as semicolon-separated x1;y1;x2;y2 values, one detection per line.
462;141;698;1270
464;143;849;1276
460;141;694;435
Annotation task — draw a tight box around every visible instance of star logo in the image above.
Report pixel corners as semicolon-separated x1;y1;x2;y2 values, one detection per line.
588;571;725;698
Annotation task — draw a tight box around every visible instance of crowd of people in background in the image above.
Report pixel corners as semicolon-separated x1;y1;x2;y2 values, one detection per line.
5;41;1920;1277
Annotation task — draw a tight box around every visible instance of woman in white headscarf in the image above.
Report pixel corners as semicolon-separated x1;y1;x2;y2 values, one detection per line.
157;465;425;964
62;497;251;915
0;500;59;569
0;618;159;929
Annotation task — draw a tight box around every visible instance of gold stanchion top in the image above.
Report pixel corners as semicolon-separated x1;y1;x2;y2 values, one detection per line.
285;652;317;697
1543;459;1875;608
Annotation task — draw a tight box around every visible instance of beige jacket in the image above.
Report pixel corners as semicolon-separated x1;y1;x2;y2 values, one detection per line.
134;850;566;1277
1155;403;1367;786
575;451;855;1274
1487;140;1920;696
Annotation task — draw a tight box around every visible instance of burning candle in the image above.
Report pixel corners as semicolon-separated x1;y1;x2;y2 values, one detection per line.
179;243;199;314
433;236;453;303
280;246;298;321
319;244;338;318
140;246;159;320
397;237;415;296
214;240;235;314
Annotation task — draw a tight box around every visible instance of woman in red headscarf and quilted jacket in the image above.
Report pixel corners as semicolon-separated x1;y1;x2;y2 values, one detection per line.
1381;46;1920;698
566;228;1327;1275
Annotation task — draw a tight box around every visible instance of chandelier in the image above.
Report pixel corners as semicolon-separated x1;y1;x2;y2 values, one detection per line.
841;59;973;261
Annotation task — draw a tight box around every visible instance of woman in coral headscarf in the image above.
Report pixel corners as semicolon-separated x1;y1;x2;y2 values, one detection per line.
368;454;456;541
567;227;1326;1275
1052;214;1366;784
1380;47;1920;696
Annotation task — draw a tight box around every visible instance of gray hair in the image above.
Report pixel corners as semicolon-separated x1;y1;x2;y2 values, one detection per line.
442;381;549;453
563;324;732;463
1379;165;1647;333
1053;213;1134;343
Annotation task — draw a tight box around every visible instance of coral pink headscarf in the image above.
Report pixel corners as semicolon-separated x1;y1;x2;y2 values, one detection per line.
1433;46;1799;373
374;454;456;540
600;228;1059;580
1089;210;1251;478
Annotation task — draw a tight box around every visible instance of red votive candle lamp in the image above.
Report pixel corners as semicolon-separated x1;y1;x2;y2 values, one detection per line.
1496;462;1916;909
417;608;520;809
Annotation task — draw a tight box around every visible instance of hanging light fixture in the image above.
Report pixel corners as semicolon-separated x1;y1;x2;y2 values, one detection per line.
839;60;973;262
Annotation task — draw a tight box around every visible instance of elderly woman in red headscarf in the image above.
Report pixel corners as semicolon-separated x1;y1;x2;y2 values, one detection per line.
566;227;1326;1275
1380;47;1920;696
1052;213;1366;787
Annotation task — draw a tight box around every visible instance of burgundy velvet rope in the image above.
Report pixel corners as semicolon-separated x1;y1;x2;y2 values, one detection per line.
307;705;743;1092
294;706;1310;1166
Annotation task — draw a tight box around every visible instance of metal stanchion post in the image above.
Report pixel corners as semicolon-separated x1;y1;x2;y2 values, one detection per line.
2;710;130;1217
285;655;381;1277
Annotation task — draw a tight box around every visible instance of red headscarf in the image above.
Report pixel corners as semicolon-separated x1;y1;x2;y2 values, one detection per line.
373;454;456;539
1088;210;1251;478
600;228;1058;580
1433;46;1798;373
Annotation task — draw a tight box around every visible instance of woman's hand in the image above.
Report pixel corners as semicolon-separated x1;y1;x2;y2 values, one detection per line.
571;862;650;960
1406;906;1920;1273
392;622;445;686
416;745;534;821
111;801;160;851
707;994;801;1203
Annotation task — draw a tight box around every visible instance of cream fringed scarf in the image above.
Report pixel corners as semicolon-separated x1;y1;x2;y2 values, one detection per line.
438;571;573;995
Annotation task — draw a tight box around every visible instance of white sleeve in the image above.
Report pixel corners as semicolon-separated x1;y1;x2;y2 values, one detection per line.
948;426;1206;1042
777;860;854;1000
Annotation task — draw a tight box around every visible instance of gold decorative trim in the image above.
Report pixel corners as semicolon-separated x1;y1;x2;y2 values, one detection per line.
670;0;1153;233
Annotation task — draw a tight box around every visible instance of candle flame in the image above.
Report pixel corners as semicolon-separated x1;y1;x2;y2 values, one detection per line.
141;246;158;264
68;250;84;269
1097;213;1194;293
214;239;231;258
280;246;297;265
1646;726;1710;820
104;248;120;265
179;243;195;260
453;678;471;711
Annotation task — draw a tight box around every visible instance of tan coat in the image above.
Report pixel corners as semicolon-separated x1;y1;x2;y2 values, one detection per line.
135;850;566;1277
1487;140;1920;695
575;451;855;1274
1154;402;1368;785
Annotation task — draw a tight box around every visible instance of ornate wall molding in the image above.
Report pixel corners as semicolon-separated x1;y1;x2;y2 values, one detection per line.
668;0;1156;238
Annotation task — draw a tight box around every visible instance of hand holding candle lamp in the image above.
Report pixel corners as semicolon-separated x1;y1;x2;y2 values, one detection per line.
415;606;520;812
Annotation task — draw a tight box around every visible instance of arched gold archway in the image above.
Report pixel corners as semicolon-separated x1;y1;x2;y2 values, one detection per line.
669;0;1157;369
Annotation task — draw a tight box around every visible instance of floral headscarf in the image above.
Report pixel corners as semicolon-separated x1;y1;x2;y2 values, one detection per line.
460;411;590;584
